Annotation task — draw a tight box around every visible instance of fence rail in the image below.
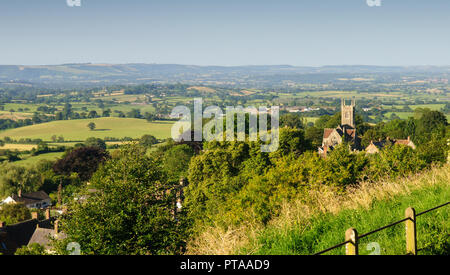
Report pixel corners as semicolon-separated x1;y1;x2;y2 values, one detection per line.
314;201;449;255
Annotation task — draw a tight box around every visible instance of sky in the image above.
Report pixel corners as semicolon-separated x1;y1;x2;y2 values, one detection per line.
0;0;449;66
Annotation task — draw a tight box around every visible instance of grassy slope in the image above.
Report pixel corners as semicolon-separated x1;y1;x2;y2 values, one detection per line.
0;117;173;141
252;181;448;255
187;165;449;255
13;152;65;166
12;148;121;167
250;166;449;255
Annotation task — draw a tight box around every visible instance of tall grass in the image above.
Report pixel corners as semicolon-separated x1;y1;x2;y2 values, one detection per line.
187;164;449;255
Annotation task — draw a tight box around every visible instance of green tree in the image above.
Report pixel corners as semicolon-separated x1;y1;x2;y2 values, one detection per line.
54;145;188;255
0;164;41;198
163;144;194;181
87;122;96;131
14;243;48;255
53;146;109;182
0;203;31;225
270;127;310;158
415;110;447;144
85;137;106;150
417;134;448;165
139;134;158;147
126;109;142;118
102;109;111;117
88;110;98;119
325;143;367;188
185;141;270;226
365;144;426;181
361;128;385;148
280;114;304;129
304;126;324;149
62;103;72;120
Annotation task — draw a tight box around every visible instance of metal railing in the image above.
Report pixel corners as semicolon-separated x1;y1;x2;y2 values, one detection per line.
314;202;449;255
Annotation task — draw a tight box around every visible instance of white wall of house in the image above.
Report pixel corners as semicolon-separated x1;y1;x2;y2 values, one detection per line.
1;197;15;205
27;199;52;209
1;197;51;209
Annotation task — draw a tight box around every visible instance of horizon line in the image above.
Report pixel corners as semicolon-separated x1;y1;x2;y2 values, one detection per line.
1;63;450;68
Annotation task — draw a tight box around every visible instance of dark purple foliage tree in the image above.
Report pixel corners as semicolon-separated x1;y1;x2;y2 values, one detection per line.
53;147;110;181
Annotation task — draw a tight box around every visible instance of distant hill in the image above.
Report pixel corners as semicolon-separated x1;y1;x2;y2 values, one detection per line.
1;63;449;88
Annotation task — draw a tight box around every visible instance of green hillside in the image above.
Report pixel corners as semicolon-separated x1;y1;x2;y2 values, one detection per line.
188;164;450;255
0;117;174;141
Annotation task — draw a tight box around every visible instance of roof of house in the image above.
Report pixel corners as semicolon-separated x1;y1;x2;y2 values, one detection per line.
28;228;66;249
0;219;38;254
346;128;356;138
369;140;387;149
323;125;356;140
395;139;411;145
323;128;334;139
28;228;54;248
367;138;415;151
0;217;58;255
11;191;50;205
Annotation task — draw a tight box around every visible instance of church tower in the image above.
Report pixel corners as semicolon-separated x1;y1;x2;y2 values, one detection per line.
341;98;355;128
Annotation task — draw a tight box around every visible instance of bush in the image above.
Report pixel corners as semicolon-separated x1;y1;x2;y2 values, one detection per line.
84;137;106;150
53;145;189;255
0;203;31;224
15;243;48;255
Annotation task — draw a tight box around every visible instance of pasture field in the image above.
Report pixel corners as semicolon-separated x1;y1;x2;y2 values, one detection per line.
1;144;37;151
104;104;156;114
281;90;404;99
0;117;174;142
2;103;41;112
384;112;415;120
47;141;129;147
13;152;65;166
302;117;319;124
13;148;122;167
409;104;445;111
0;110;34;120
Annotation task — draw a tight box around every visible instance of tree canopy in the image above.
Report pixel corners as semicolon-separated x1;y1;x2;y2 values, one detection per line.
54;145;189;255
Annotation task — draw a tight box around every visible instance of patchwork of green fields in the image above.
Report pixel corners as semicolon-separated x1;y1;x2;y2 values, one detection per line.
383;112;415;120
0;117;174;142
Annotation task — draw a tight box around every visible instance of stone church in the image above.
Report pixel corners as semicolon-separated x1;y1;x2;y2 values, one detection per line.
318;98;416;156
318;99;360;156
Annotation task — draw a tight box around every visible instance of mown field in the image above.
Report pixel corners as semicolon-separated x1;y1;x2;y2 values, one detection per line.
0;141;128;152
0;143;37;151
0;117;174;142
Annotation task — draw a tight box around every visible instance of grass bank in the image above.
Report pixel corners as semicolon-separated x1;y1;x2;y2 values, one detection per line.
187;164;449;255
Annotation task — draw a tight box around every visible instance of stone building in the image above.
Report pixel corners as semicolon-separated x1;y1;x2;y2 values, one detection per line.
318;99;360;156
365;136;416;154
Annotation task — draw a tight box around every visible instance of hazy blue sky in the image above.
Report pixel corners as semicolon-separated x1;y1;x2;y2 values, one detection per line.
0;0;449;66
